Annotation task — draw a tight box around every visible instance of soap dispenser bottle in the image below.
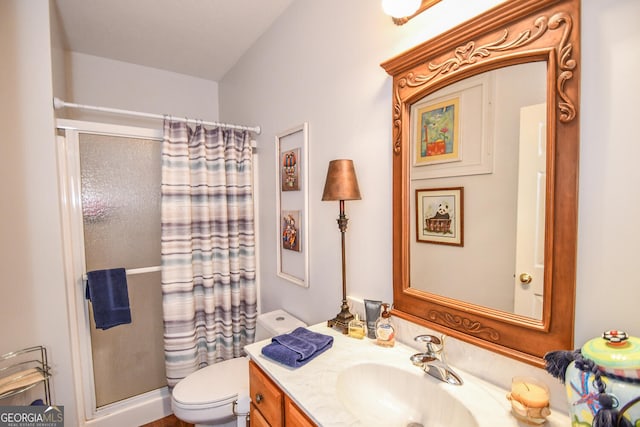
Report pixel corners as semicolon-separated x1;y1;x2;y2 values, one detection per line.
375;303;395;347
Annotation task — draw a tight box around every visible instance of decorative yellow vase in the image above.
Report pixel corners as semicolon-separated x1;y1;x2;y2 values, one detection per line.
564;330;640;426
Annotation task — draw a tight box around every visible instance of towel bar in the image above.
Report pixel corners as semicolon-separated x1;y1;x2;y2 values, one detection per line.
82;265;161;282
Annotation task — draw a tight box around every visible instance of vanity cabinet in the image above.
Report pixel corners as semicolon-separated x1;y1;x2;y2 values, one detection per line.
283;395;314;426
249;360;315;427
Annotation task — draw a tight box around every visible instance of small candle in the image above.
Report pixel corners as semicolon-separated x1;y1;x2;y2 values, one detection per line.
507;376;551;424
510;377;550;408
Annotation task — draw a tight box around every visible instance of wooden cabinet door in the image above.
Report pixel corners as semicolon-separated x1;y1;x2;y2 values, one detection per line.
284;395;316;427
249;360;283;427
250;403;271;427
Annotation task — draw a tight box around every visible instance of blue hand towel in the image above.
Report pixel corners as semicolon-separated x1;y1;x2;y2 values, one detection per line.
85;268;132;330
261;327;333;368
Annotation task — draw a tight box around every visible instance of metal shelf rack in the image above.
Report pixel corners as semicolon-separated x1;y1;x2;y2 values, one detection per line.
0;346;51;405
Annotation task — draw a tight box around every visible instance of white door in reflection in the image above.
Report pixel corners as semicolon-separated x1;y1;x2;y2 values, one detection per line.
514;103;546;319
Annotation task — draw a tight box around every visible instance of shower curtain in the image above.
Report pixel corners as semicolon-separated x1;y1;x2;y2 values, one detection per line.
161;119;257;387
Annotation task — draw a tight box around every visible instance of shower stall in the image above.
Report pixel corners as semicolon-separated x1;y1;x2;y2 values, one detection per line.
57;111;260;425
57;120;170;426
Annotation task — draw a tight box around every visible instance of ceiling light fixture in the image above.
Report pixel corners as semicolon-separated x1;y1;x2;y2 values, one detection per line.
382;0;421;18
382;0;442;25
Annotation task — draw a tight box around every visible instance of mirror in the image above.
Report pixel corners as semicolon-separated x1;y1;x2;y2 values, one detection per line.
408;62;547;319
381;0;580;366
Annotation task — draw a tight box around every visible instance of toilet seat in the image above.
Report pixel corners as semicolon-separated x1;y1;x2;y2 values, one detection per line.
172;357;249;410
171;311;306;425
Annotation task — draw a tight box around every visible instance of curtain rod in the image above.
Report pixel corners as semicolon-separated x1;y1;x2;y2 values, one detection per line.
53;97;261;135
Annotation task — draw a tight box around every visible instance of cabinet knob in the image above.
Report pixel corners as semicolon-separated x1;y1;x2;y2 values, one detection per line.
255;393;263;404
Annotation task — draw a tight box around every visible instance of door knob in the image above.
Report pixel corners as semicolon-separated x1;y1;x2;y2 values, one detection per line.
519;273;532;284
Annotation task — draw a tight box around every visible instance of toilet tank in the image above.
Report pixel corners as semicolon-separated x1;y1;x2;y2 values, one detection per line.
255;309;306;342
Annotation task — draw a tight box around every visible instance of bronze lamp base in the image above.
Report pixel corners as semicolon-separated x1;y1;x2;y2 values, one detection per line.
327;299;354;334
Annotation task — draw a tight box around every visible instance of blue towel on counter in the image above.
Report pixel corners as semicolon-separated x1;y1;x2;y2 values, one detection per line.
85;268;131;330
261;327;333;368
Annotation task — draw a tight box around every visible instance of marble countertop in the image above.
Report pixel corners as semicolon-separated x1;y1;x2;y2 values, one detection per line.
245;323;570;426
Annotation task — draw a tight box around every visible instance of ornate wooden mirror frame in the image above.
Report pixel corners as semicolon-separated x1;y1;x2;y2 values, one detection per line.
381;0;580;366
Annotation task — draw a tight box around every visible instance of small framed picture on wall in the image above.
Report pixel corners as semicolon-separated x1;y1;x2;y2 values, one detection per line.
281;210;301;252
415;187;464;246
281;148;300;191
414;96;461;166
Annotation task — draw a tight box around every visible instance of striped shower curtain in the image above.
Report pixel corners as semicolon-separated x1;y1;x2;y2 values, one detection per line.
161;120;257;387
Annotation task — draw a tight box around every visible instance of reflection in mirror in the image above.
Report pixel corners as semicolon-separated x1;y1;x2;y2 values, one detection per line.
382;0;580;367
409;62;547;320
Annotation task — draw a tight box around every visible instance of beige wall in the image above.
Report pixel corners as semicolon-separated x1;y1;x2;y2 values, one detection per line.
1;3;221;423
0;0;77;424
50;0;68;101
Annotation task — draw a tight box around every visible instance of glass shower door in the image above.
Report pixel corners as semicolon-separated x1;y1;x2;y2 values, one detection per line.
79;133;166;407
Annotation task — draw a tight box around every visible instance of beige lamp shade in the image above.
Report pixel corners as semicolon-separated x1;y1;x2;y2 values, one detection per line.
321;159;362;201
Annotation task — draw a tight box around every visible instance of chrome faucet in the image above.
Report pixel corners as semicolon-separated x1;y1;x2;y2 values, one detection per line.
410;334;463;386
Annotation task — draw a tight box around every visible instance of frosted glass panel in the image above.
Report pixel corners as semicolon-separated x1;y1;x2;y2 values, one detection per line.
88;272;166;406
79;133;165;407
80;133;161;270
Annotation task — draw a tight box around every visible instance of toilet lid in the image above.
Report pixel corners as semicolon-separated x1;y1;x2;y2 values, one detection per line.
172;357;249;406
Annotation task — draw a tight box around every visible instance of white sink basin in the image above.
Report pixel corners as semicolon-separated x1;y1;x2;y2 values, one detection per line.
336;362;517;427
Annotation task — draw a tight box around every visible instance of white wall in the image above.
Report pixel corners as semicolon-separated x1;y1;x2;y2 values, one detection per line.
64;52;219;127
576;0;640;342
220;0;640;350
219;0;511;324
0;0;77;424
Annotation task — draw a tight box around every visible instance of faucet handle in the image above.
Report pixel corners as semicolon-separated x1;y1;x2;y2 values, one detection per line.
410;352;436;367
414;334;443;353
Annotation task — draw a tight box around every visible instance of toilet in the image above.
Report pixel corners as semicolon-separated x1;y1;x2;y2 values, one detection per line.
171;309;306;427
